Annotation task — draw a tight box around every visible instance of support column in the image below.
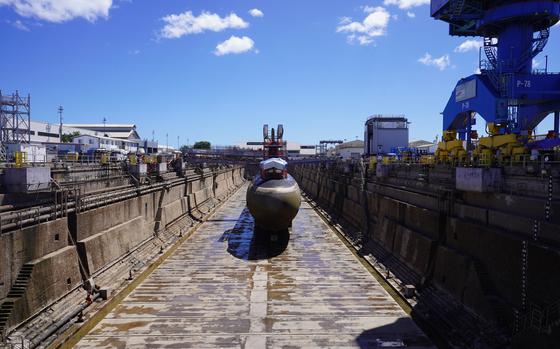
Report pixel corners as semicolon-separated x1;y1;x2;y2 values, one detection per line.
554;111;559;138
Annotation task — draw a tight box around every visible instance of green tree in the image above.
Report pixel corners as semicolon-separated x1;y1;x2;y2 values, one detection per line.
193;141;211;149
179;145;189;154
61;131;80;143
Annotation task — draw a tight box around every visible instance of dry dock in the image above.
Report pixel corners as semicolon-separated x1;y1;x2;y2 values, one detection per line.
74;184;433;349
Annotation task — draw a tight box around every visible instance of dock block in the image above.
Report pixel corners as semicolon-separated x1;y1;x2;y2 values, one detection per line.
456;167;502;192
3;167;51;193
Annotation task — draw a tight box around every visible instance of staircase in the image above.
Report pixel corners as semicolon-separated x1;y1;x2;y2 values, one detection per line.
484;37;497;69
519;28;550;72
545;299;560;331
473;261;512;334
0;264;34;338
451;0;466;16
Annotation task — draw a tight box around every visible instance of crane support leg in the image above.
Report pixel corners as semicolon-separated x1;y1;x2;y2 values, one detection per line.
555;111;559;139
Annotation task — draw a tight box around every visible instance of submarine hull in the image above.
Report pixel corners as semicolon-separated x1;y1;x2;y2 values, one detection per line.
246;174;301;231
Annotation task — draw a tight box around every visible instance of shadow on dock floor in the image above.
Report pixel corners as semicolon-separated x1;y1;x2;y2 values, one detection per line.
219;207;290;260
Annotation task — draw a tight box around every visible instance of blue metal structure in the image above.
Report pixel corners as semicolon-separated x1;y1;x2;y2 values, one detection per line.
431;0;560;141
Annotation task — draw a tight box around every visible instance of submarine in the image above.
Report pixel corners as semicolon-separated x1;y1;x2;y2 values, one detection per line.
246;124;301;231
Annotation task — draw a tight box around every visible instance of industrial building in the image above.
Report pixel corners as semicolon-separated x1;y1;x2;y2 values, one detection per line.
69;124;164;153
1;115;163;159
409;139;438;154
64;123;141;141
21;121;143;144
364;115;409;156
240;140;317;158
285;141;316;158
74;134;141;153
27;120;60;143
333;140;364;159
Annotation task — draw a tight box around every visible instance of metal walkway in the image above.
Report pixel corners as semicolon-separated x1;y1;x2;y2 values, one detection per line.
75;184;434;348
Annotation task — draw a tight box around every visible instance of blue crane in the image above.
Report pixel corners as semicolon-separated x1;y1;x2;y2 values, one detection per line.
431;0;560;157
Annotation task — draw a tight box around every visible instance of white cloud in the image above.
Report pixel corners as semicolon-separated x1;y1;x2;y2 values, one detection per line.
248;8;263;18
406;11;415;18
214;35;254;56
339;16;352;25
160;11;249;39
337;6;390;46
418;53;451;70
454;39;482;53
383;0;429;10
532;59;541;69
12;19;29;30
128;49;140;55
0;0;112;22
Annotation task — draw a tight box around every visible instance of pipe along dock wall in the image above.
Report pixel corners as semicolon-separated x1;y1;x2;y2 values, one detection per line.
291;161;560;345
0;166;244;335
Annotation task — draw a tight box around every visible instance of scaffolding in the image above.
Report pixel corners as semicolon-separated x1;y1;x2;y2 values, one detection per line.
0;90;31;161
318;140;343;156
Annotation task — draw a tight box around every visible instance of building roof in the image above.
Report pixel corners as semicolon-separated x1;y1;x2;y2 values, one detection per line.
64;124;136;130
74;134;140;144
64;124;141;140
409;140;435;148
100;131;141;140
365;115;407;123
337;140;364;149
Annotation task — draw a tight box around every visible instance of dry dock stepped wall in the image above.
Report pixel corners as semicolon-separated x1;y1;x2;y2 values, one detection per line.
291;161;560;346
0;166;244;335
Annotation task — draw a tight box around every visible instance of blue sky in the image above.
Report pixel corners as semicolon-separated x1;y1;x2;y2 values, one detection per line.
1;0;559;147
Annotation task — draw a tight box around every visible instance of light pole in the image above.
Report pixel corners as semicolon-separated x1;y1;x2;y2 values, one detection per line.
46;123;51;142
58;106;63;141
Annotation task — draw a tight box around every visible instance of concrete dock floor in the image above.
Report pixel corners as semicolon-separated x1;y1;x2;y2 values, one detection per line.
75;184;434;348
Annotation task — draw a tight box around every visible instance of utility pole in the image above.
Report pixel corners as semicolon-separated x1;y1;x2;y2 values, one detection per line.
177;136;180;150
166;133;168;151
58;105;63;141
103;117;107;136
46;124;51;142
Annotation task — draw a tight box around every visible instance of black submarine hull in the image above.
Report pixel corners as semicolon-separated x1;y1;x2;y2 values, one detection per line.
246;174;301;231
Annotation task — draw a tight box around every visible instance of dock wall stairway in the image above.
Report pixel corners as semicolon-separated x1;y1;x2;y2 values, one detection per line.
0;264;34;339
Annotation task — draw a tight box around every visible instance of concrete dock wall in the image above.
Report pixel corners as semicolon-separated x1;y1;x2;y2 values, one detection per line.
9;246;82;327
0;218;71;300
0;165;245;334
291;161;560;335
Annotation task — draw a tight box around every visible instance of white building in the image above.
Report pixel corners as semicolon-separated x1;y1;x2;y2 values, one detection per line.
25;120;62;143
23;121;144;144
334;140;364;159
6;120;165;156
6;143;48;163
409;140;437;154
286;141;316;158
157;144;176;153
74;134;139;153
63;124;141;141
